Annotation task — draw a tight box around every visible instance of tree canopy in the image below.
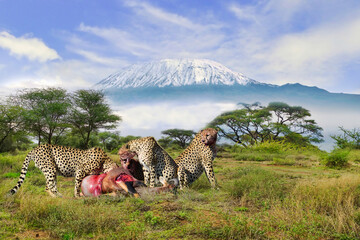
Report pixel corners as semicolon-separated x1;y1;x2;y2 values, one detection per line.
331;127;360;149
208;102;323;147
1;88;122;151
0;104;29;151
161;128;196;148
13;88;71;145
69;90;122;149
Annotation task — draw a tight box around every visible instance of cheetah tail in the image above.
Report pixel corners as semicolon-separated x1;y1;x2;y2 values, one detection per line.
8;151;34;195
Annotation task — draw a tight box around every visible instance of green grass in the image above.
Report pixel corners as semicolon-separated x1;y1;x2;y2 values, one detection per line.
227;141;322;166
1;146;360;239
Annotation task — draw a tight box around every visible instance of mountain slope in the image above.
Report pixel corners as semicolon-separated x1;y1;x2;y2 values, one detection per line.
95;58;360;110
96;59;257;89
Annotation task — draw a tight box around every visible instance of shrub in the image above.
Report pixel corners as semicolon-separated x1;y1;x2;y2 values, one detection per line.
323;149;349;168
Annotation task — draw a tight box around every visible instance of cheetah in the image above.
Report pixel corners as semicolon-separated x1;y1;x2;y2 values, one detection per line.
175;128;218;189
118;137;178;188
9;144;117;197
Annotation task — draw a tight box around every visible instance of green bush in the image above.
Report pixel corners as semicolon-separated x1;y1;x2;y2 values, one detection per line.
323;149;349;168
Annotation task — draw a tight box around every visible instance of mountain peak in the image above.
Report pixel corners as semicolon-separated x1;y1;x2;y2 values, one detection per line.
95;58;257;89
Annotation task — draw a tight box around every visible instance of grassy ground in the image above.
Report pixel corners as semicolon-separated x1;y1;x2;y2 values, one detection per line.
1;145;360;239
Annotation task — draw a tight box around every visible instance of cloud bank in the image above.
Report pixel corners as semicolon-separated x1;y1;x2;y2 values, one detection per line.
0;31;60;62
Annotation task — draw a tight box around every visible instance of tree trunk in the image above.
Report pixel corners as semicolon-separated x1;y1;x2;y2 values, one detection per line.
0;133;9;148
85;131;91;149
38;132;41;145
48;132;52;144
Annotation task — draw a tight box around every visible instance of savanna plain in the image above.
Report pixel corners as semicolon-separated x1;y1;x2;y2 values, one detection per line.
1;142;360;240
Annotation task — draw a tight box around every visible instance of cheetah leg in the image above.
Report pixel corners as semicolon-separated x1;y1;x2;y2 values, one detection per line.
149;165;157;188
203;163;218;189
143;168;150;186
74;169;87;197
161;165;177;186
38;159;61;197
44;169;61;197
177;166;189;190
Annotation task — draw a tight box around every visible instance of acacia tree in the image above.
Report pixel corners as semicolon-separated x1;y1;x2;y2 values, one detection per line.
69;90;121;149
331;127;360;149
267;102;323;144
208;102;323;147
13;88;71;145
98;131;121;151
0;104;28;150
161;129;196;148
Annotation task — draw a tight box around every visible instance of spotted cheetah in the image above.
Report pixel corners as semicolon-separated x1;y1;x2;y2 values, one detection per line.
175;128;218;189
118;137;178;188
9;144;117;197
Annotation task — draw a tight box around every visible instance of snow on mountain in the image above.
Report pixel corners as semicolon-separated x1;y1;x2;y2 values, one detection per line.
95;59;258;89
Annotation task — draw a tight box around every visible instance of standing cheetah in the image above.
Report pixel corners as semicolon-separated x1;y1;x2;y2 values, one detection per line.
175;128;218;189
118;137;178;187
9;144;117;197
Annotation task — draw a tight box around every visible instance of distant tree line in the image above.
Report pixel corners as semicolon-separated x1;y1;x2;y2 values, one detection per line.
0;88;121;152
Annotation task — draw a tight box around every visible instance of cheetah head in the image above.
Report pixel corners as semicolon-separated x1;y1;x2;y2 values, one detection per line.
200;128;218;146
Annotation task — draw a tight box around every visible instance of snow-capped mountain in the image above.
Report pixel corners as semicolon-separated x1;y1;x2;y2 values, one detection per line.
94;58;360;110
96;59;257;89
93;58;360;151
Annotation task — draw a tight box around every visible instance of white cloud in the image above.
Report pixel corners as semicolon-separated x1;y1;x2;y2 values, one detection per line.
36;60;118;89
274;18;360;66
310;107;360;150
1;59;120;92
78;23;155;57
70;48;128;66
259;16;360;85
228;4;258;23
77;1;225;62
0;31;60;62
218;1;360;91
4;76;64;89
115;102;236;135
123;0;202;30
77;17;224;63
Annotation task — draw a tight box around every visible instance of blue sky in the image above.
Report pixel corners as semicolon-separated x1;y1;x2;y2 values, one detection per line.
0;0;360;94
